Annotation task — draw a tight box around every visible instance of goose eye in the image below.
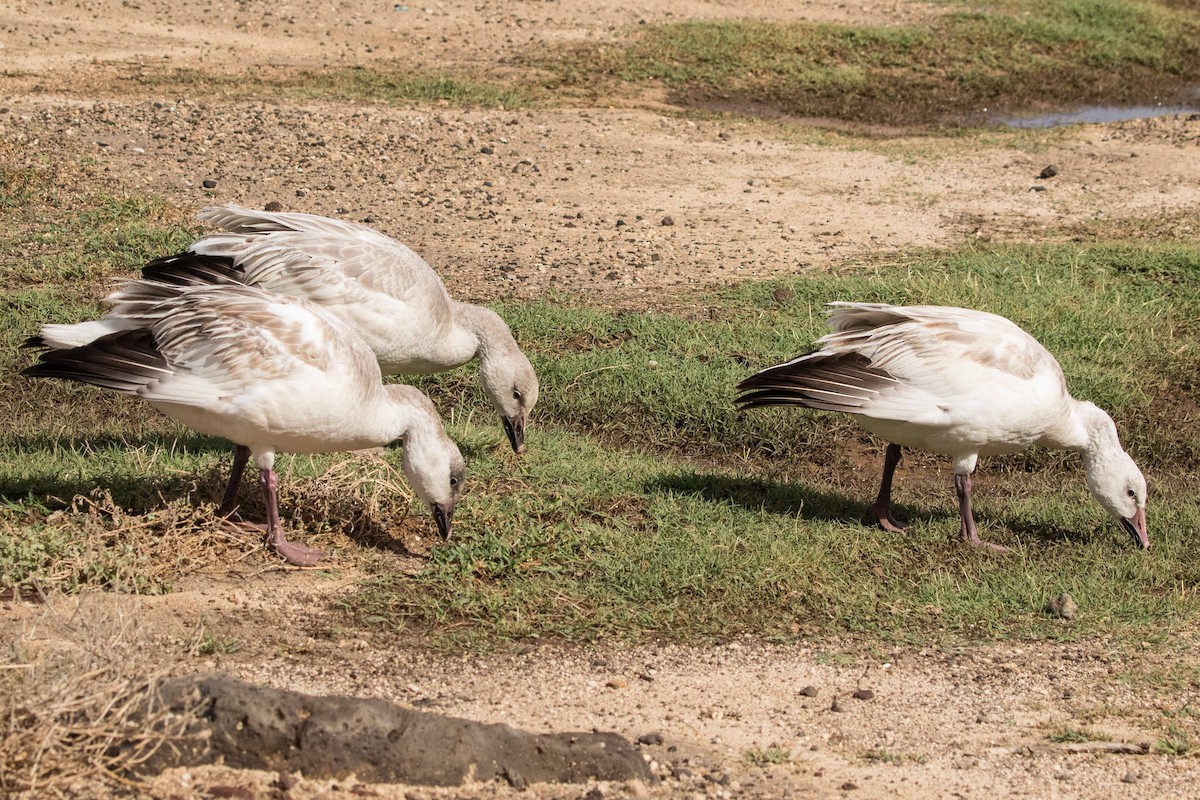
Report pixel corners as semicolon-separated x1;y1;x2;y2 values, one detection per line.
450;477;459;488
512;388;522;401
1126;489;1136;499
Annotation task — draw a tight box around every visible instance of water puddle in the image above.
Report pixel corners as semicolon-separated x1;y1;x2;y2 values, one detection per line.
993;98;1200;128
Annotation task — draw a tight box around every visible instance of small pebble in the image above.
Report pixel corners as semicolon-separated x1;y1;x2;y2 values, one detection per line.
840;781;858;791
799;685;819;697
202;178;218;189
264;200;284;212
1048;592;1078;620
1038;164;1058;179
852;689;875;701
637;732;664;746
660;215;674;226
1121;772;1139;783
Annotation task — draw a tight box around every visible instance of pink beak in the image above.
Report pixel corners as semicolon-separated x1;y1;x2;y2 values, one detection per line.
1121;506;1148;550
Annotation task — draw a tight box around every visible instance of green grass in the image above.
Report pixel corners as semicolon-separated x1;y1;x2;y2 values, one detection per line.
1048;725;1104;743
535;0;1200;125
132;66;539;109
2;191;1199;648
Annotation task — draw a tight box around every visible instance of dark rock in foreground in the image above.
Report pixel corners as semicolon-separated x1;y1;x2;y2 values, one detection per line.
130;673;654;787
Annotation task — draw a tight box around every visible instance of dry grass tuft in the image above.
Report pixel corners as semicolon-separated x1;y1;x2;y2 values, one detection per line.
0;605;201;798
1;451;430;596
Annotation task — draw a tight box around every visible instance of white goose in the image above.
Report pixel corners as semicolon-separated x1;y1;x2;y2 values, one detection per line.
736;302;1148;550
37;205;539;453
24;281;465;566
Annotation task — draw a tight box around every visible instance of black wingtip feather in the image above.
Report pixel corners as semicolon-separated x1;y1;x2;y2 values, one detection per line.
20;329;170;395
141;252;246;287
736;351;895;413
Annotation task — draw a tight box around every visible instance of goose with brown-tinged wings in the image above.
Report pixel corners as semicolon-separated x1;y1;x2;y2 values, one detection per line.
736;302;1148;551
37;204;539;453
24;281;465;566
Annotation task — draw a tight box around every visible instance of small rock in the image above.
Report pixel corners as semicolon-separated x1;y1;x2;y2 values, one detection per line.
1038;164;1058;179
481;145;494;154
1030;185;1047;192
772;287;794;304
830;697;845;712
660;215;674;226
851;689;875;701
624;778;649;798
583;788;605;800
799;685;819;697
840;782;858;791
202;179;218;189
264;201;284;212
207;786;254;800
1048;593;1078;620
503;766;528;790
615;219;626;227
1121;772;1139;784
606;678;627;689
275;771;300;790
637;732;664;746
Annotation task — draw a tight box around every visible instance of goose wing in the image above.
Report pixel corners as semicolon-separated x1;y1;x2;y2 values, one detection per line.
738;303;1065;427
190;205;453;314
101;282;374;407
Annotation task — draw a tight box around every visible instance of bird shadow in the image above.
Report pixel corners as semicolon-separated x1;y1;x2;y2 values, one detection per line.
0;432;236;512
642;467;1111;548
644;468;940;529
0;431;437;559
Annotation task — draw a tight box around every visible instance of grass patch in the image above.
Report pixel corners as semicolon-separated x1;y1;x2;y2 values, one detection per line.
534;0;1200;126
131;66;538;109
1048;725;1104;743
2;192;1199;649
1155;724;1194;755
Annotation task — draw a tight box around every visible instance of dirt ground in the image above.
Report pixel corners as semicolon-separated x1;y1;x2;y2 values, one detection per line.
2;0;1200;797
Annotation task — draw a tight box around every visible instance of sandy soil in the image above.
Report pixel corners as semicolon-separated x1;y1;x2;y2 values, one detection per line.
2;1;1199;797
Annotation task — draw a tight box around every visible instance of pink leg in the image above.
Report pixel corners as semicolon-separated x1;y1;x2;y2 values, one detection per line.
259;467;326;566
216;445;251;518
873;443;907;533
955;472;1009;552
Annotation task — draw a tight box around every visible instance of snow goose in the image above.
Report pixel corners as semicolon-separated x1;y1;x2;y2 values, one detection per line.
42;204;538;453
735;302;1148;550
23;281;465;566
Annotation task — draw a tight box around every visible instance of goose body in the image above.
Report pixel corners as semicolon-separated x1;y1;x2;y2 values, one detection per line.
24;281;465;565
736;302;1148;550
35;205;539;452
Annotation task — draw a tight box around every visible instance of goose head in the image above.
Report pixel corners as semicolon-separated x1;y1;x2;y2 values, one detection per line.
1079;403;1148;549
387;385;466;540
481;349;539;454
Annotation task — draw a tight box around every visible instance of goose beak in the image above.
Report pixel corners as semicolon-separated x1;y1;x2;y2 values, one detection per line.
431;501;455;541
502;413;526;454
1120;506;1148;550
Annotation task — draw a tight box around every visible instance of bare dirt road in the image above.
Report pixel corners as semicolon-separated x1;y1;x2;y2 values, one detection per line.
2;1;1199;797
